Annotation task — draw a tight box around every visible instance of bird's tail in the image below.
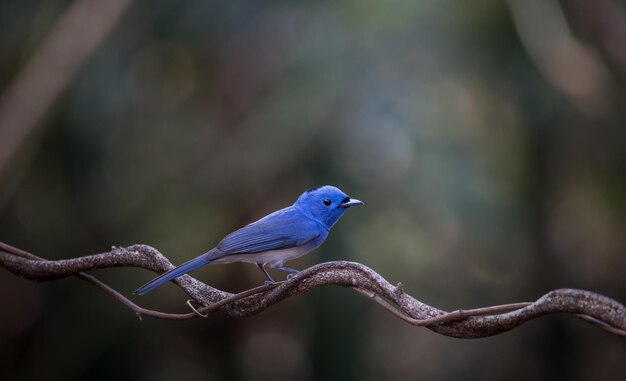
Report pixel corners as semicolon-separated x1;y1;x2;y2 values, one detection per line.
134;255;211;295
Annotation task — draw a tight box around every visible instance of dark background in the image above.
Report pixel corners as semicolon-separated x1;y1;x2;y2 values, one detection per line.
1;1;625;380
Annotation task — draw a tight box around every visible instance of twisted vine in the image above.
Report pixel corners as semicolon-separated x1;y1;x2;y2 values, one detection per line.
1;241;625;338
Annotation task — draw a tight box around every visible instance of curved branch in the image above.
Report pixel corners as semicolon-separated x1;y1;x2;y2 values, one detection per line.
1;242;625;338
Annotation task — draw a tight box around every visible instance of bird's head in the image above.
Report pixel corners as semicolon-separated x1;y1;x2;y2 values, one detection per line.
294;185;364;229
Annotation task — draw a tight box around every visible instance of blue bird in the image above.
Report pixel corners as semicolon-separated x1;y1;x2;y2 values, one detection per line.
134;185;363;295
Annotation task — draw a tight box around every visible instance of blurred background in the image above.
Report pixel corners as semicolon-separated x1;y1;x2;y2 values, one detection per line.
1;0;625;380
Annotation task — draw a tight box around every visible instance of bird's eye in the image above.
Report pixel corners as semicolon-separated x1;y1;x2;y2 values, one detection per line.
323;198;332;206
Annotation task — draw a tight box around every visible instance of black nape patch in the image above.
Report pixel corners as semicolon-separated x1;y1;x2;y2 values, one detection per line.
306;186;323;193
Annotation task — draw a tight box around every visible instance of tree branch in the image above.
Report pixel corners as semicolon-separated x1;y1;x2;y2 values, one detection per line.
1;241;625;338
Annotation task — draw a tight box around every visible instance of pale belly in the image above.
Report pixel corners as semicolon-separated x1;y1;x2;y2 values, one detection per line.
210;246;312;266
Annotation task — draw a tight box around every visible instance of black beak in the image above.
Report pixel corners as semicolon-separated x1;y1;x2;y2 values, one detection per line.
340;197;364;208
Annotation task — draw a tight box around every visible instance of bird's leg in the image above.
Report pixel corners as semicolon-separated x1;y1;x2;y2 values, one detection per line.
271;264;300;279
257;263;277;285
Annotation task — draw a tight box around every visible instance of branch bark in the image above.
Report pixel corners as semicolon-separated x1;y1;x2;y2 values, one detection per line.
1;241;625;339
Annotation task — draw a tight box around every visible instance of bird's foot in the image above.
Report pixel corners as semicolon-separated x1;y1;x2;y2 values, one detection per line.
264;280;284;286
286;272;299;280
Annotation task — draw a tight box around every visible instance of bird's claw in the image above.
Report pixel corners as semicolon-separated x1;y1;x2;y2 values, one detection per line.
264;280;285;286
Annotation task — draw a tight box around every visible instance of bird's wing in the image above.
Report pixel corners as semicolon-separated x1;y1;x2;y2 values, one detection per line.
215;208;323;255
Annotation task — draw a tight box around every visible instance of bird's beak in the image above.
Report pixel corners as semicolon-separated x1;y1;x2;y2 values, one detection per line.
341;198;364;208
